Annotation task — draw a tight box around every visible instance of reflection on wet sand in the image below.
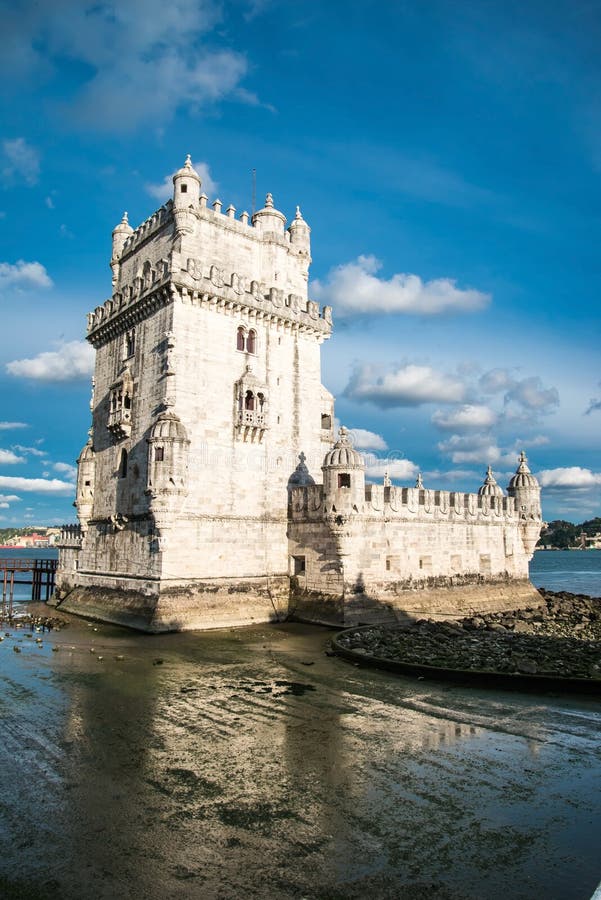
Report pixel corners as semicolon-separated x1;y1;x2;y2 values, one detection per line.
0;617;600;899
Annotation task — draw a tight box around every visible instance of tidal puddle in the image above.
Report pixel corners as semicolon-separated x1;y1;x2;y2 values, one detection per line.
0;609;600;899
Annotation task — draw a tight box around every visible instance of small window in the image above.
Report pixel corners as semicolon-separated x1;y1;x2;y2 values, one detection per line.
180;183;188;193
293;555;306;575
84;480;91;486
118;449;128;479
125;330;135;358
155;447;164;462
124;394;131;410
245;390;254;411
479;554;491;575
321;414;332;430
237;326;246;351
450;554;462;573
419;555;432;571
247;329;257;354
385;558;391;571
338;473;351;488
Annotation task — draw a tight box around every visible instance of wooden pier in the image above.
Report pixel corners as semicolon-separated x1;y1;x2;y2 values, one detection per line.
1;558;58;618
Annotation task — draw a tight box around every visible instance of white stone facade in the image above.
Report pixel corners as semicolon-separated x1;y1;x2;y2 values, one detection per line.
55;158;542;631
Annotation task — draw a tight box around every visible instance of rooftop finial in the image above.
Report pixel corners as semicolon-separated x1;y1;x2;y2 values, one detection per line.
415;472;424;489
185;153;192;168
265;192;274;208
122;211;129;224
383;470;391;487
295;205;302;220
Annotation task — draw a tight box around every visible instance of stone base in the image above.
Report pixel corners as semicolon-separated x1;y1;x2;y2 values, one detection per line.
52;575;290;632
291;578;543;627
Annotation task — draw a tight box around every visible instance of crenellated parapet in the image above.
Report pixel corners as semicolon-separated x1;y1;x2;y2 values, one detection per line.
87;272;331;346
57;524;83;548
290;483;518;524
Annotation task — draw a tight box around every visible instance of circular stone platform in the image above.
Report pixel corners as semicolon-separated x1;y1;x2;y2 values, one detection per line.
333;590;601;693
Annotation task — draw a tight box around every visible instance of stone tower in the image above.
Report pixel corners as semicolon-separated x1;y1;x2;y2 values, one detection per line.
57;157;334;631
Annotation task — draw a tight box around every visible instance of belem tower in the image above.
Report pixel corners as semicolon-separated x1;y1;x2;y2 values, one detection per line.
55;156;543;632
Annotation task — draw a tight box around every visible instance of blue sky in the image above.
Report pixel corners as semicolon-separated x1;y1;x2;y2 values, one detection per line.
0;0;599;526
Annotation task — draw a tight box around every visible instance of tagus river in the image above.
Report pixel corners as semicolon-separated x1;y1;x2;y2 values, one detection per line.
0;549;600;899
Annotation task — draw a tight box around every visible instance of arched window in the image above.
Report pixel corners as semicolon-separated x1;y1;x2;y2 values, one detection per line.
247;329;257;354
237;326;246;351
245;390;255;411
125;330;135;358
119;449;128;479
124;393;131;410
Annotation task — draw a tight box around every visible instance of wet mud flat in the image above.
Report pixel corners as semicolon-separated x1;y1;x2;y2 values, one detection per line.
0;604;600;900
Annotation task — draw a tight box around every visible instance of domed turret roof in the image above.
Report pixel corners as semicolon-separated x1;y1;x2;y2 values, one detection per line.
478;465;503;497
78;439;95;462
253;192;286;224
323;427;365;469
173;154;201;183
289;206;309;230
507;451;539;491
112;211;134;235
149;411;189;442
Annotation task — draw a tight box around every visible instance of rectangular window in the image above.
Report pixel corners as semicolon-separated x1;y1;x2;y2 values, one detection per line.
155;447;164;462
450;554;462;573
293;555;306;576
419;555;432;571
180;184;188;193
321;414;332;430
338;473;351;488
479;554;491;575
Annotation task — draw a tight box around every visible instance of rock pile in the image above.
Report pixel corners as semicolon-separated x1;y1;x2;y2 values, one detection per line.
336;590;601;681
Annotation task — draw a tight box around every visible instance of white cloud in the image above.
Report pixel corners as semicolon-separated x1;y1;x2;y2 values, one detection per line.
146;160;217;202
345;363;466;408
0;260;52;292
312;255;490;316
0;422;28;431
0;449;24;465
53;462;77;481
432;404;497;432
479;367;515;394
504;376;559;415
0;494;20;503
437;434;517;467
2;137;40;185
365;458;419;482
537;467;601;490
6;340;94;382
14;445;47;458
0;476;74;494
1;1;251;132
346;428;388;451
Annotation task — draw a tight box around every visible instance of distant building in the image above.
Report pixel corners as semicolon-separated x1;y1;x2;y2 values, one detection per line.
56;157;543;631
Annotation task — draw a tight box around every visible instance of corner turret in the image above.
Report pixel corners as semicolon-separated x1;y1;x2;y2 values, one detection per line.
110;212;134;287
478;465;503;498
252;192;286;238
322;426;365;518
173;154;201;237
288;206;311;257
507;451;542;557
75;437;96;532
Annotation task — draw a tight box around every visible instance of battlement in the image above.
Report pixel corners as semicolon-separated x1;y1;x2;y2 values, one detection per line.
290;483;518;524
87;265;332;344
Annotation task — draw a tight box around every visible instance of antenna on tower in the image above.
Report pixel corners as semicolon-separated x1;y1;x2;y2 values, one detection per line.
251;168;256;217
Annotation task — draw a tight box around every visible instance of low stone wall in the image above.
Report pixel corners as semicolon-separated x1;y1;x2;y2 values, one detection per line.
52;575;289;632
291;577;543;627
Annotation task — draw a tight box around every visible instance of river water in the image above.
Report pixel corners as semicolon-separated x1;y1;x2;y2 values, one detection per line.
1;611;600;899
